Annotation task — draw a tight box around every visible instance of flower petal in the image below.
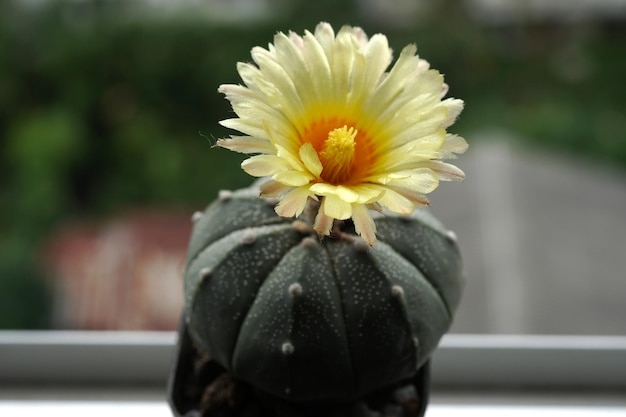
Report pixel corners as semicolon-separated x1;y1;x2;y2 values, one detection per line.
349;185;385;204
219;118;266;139
363;34;392;86
352;203;377;245
389;186;430;207
260;180;292;197
441;98;464;128
275;187;311;217
377;187;418;214
299;142;323;177
273;170;313;186
302;30;332;100
217;136;275;154
322;193;352;220
241;155;291;177
308;183;381;204
424;161;466;181
440;134;469;159
374;168;439;194
314;200;334;236
309;183;351;201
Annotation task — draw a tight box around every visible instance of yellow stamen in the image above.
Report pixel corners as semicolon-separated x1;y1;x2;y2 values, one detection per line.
319;125;357;184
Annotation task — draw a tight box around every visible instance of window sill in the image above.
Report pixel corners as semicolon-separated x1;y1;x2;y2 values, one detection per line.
1;332;626;416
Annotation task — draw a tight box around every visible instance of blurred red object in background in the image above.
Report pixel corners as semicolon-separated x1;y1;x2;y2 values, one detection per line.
44;210;192;330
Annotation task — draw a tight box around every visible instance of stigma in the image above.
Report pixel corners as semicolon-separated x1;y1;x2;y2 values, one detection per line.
319;125;357;184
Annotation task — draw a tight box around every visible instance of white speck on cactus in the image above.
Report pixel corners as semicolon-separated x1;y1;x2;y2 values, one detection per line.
391;285;405;298
241;230;257;245
447;230;458;242
413;336;420;348
281;342;295;355
218;189;233;201
288;283;303;298
191;211;203;222
199;267;211;279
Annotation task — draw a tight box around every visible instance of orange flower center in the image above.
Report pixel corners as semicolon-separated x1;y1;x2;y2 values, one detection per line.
300;118;375;185
319;126;357;184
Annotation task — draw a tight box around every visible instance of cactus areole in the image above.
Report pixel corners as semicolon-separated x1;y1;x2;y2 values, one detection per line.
183;182;463;404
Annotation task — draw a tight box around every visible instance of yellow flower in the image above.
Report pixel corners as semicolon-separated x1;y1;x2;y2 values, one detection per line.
218;22;467;245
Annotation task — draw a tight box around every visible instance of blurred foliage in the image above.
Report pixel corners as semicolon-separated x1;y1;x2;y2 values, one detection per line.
1;0;626;328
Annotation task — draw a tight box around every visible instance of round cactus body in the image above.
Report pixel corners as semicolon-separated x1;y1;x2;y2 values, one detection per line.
183;183;463;404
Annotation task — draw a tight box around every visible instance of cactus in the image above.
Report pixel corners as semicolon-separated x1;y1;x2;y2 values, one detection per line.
183;182;463;404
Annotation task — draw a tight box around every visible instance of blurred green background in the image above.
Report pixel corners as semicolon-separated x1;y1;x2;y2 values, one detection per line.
1;0;625;329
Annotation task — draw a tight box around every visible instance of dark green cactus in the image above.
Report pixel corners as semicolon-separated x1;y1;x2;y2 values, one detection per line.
183;183;463;404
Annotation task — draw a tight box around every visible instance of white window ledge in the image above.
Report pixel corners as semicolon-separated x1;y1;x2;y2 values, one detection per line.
2;332;626;416
1;332;625;390
0;401;625;417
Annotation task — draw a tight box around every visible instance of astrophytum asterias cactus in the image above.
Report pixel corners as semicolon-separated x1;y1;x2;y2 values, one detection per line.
183;182;463;403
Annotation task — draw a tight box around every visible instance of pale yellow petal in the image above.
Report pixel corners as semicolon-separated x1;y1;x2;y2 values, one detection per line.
441;98;464;128
217;136;275;154
350;185;385;204
389;186;430;207
367;202;384;213
298;142;323;177
273;32;317;105
302;30;332;100
416;58;431;73
250;47;305;120
331;27;357;97
275;187;311;217
260;180;291;197
237;62;274;97
241;155;291;177
335;185;359;203
376;187;417;214
367;45;421;114
423;161;465;181
309;183;383;204
218;84;257;106
309;182;335;196
250;45;273;66
409;69;445;98
441;82;449;98
314;22;336;59
220;118;266;139
288;30;304;50
273;143;303;170
440;134;469;159
346;25;368;47
372;70;443;128
374;168;439;194
221;89;286;125
263;121;300;153
363;34;392;86
314;200;334;236
272;170;313;186
347;47;367;101
374;147;440;173
351;203;377;245
309;183;357;203
383;107;449;149
322;193;352;220
372;130;446;172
